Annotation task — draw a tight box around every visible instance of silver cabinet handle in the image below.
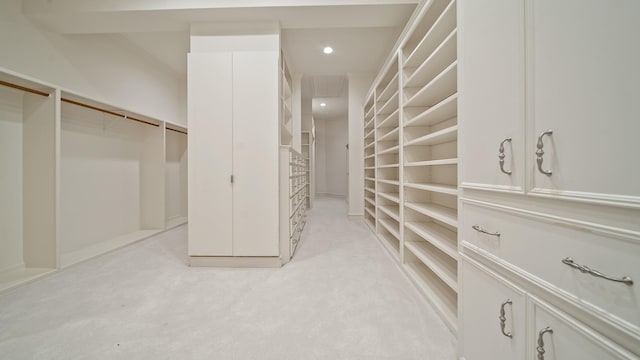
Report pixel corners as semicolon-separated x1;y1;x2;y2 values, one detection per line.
472;224;501;237
562;257;633;285
498;137;512;175
536;130;553;176
536;326;553;360
499;299;513;338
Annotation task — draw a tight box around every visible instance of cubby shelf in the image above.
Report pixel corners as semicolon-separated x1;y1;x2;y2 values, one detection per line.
365;197;376;206
403;262;457;331
363;0;458;333
405;202;458;228
404;182;457;196
405;221;458;260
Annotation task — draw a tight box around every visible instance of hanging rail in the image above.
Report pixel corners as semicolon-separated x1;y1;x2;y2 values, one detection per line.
61;98;159;127
167;127;187;135
0;80;50;97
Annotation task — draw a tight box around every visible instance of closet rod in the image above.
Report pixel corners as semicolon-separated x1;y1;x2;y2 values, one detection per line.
61;98;159;127
0;80;50;97
167;127;187;135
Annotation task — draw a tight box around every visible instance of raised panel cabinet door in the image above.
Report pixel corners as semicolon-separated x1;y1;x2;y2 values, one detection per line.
232;51;280;256
187;52;233;256
459;0;525;192
530;297;635;359
527;0;640;207
461;258;526;360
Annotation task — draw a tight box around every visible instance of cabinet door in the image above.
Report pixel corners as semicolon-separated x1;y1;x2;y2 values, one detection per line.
459;0;525;192
187;52;233;256
527;0;640;207
530;297;635;359
232;51;280;256
461;258;526;360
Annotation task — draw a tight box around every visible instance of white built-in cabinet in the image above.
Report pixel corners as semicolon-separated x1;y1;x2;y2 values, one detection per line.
188;51;280;262
0;69;188;293
187;29;304;267
459;0;640;358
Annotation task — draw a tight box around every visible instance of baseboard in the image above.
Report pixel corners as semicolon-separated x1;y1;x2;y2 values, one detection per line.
189;256;282;268
317;193;346;199
348;213;364;220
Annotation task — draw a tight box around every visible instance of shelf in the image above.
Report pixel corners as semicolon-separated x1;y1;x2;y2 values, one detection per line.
365;206;376;218
405;221;458;260
405;240;457;292
378;205;400;222
365;166;376;170
377;179;400;186
405;93;457;128
376;90;399;117
378;217;400;240
405;158;458;167
365;141;375;150
378;163;399;169
403;262;457;333
365;197;376;207
365;177;376;181
404;182;458;196
364;217;376;232
404;62;457;109
378;145;400;155
404;0;457;69
365;126;376;138
60;229;164;268
377;108;400;129
0;267;56;293
378;127;400;142
364;101;375;119
378;192;400;203
377;230;400;261
365;154;375;159
405;125;457;147
365;187;376;193
405;29;457;90
377;72;399;103
404;202;457;227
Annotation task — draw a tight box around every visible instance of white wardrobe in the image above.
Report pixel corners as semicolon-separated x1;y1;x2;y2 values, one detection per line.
187;25;303;266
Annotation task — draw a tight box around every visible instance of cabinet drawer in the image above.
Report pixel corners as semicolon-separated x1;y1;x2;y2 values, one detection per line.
530;297;636;359
461;201;640;331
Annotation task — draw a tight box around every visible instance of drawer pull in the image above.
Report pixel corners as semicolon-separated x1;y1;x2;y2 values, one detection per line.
562;257;633;285
472;224;501;237
536;326;553;360
536;130;553;176
499;299;513;338
498;137;512;175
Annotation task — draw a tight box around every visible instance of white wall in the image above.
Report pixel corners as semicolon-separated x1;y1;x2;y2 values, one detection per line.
315;117;348;197
0;88;24;271
0;0;185;125
347;74;373;216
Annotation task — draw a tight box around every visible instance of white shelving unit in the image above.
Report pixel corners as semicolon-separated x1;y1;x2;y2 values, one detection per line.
279;147;309;263
375;57;402;259
0;68;188;292
280;54;293;147
362;0;459;333
301;131;313;209
363;95;376;231
0;72;57;293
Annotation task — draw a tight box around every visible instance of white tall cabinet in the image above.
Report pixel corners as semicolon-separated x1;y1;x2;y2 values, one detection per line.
459;0;640;358
187;27;286;266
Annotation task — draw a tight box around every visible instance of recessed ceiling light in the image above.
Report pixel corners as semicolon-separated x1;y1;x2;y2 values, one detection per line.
323;47;334;54
320;103;327;107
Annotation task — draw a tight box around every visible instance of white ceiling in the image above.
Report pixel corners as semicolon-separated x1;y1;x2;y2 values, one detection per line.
23;0;417;120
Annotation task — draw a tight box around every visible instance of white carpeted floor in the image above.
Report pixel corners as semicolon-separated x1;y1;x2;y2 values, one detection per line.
0;197;456;359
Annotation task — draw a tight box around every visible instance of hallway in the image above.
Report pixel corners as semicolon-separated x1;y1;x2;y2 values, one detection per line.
0;197;456;359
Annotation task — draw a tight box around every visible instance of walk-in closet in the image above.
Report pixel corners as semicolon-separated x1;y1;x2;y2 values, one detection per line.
0;0;638;358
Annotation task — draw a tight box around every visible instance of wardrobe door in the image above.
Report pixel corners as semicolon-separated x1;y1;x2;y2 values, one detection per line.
527;0;640;206
187;52;233;256
461;258;526;360
459;0;525;193
232;51;280;256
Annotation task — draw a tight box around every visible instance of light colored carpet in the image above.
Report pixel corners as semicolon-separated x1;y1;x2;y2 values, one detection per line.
0;197;456;359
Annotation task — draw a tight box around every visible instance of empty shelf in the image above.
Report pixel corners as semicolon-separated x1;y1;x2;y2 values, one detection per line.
378;205;400;222
405;158;458;167
405;221;457;260
405;125;457;147
404;182;458;196
378;217;400;240
405;240;458;292
404;202;457;227
378;192;400;203
405;93;458;128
